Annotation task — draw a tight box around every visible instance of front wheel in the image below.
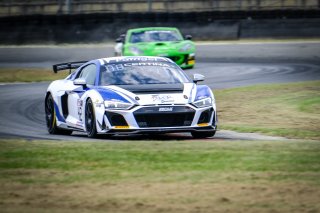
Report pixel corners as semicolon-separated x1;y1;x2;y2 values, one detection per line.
191;130;216;139
85;99;97;138
45;94;72;135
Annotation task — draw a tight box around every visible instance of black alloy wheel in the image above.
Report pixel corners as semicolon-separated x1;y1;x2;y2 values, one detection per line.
85;99;97;138
45;94;72;135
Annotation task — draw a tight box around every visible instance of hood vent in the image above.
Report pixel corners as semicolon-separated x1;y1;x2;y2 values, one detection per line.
118;84;184;94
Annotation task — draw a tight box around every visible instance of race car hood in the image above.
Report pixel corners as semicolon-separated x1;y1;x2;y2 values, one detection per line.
101;83;197;105
118;83;183;94
131;40;194;55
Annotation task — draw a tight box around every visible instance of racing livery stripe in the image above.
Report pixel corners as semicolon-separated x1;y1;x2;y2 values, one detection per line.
95;88;130;103
106;86;137;103
53;101;66;123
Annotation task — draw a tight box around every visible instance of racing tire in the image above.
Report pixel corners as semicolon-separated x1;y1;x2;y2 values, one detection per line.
45;94;72;135
191;130;216;139
85;99;98;138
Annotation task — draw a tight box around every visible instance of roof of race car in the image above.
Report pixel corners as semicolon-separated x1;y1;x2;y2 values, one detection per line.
98;56;174;65
127;27;179;33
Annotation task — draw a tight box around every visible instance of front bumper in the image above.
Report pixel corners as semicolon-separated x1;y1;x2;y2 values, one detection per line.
106;126;216;135
100;104;217;134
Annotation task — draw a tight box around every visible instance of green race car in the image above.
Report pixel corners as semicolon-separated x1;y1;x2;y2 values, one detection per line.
115;27;195;69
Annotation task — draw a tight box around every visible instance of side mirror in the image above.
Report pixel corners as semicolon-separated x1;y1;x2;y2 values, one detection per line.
185;35;192;40
74;78;87;88
193;74;204;83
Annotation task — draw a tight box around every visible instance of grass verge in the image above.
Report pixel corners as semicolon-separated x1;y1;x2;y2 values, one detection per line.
0;68;69;82
215;80;320;140
0;139;320;213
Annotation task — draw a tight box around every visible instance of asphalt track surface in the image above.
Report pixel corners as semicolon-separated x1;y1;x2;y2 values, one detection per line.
0;41;319;141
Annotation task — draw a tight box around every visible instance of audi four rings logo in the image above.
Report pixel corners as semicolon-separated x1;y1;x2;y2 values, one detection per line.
159;107;173;112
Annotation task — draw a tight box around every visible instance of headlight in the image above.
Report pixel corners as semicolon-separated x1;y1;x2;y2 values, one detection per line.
128;46;144;55
192;97;212;108
179;43;193;52
104;100;134;110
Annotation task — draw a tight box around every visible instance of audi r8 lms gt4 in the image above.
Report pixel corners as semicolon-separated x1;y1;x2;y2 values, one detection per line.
115;27;195;69
45;56;217;138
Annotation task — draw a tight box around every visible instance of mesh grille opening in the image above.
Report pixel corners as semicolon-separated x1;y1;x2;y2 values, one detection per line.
135;112;194;128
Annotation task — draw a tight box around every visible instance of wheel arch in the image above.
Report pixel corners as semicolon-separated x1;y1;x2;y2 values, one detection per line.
83;90;107;134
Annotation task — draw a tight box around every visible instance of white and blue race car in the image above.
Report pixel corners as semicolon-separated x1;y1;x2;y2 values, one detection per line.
45;56;217;138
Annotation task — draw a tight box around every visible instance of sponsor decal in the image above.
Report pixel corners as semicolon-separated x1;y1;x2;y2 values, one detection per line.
106;57;170;64
104;62;172;72
114;57;169;62
159;107;173;112
123;62;171;67
152;95;174;103
94;99;102;107
77;99;83;121
77;99;83;107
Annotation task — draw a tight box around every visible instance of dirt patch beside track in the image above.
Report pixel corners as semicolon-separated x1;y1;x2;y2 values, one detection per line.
1;181;319;213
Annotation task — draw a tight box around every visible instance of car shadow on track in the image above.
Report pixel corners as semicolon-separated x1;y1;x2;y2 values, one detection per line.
70;131;220;141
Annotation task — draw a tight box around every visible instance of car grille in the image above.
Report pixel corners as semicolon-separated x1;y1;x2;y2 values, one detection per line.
133;106;195;128
167;55;186;65
167;56;181;62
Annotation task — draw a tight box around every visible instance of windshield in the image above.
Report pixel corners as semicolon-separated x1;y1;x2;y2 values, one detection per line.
99;62;190;86
129;30;183;43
